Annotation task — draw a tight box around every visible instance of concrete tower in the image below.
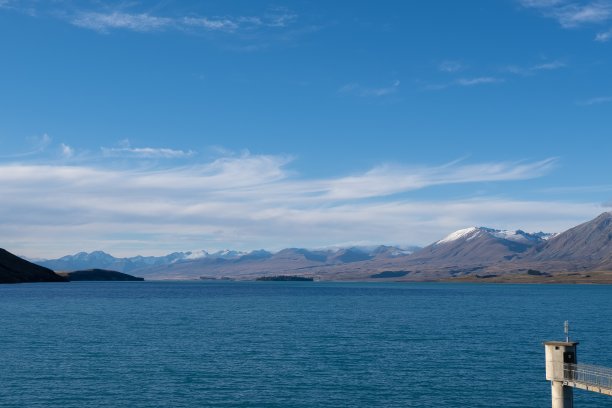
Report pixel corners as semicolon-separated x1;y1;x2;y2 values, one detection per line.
544;322;578;408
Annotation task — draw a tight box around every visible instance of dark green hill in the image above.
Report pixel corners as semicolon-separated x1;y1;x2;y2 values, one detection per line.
66;269;144;281
0;248;68;284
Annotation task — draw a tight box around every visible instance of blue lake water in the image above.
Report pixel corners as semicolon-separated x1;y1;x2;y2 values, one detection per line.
1;281;612;407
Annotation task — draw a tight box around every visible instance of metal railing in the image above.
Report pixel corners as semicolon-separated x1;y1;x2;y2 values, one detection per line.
563;363;612;390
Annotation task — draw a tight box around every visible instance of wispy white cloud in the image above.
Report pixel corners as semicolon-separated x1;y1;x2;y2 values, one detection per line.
70;10;299;34
101;146;196;159
505;59;566;75
428;58;563;91
73;10;297;35
0;0;30;13
557;2;612;27
595;27;612;40
99;139;195;159
0;150;577;258
339;80;400;97
72;12;173;33
576;95;612;105
520;0;566;6
533;60;567;70
424;76;505;91
520;0;612;29
182;16;239;32
438;60;464;73
1;133;53;159
456;77;504;86
576;96;612;106
29;133;52;151
0;2;299;37
60;143;74;158
317;159;556;199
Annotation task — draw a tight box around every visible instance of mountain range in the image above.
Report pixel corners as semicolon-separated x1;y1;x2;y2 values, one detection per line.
35;245;419;280
26;212;612;281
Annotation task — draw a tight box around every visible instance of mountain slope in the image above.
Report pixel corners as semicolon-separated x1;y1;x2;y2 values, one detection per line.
408;227;549;265
529;212;612;268
0;248;67;283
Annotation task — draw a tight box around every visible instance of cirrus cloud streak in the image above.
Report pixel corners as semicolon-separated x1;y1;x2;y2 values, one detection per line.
0;152;597;258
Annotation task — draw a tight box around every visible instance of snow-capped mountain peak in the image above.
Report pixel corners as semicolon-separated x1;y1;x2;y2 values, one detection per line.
436;226;553;246
436;227;479;244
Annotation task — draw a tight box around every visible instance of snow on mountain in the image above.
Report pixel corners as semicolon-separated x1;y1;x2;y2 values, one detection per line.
65;250;115;262
534;232;557;241
184;250;209;260
436;227;551;246
209;249;248;259
28;213;612;279
409;224;555;267
369;245;418;258
485;228;549;244
436;227;479;244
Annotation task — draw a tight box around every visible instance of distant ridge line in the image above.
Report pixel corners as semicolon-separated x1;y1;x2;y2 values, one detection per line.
27;212;612;281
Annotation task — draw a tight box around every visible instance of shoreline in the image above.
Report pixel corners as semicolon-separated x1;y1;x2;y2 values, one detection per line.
437;271;612;284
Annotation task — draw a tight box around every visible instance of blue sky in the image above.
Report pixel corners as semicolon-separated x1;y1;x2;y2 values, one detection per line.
1;0;611;257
